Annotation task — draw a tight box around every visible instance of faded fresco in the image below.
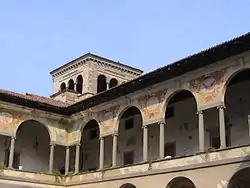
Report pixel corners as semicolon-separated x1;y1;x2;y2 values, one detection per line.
0;109;24;136
138;89;168;123
97;105;120;135
189;69;227;109
0;107;68;145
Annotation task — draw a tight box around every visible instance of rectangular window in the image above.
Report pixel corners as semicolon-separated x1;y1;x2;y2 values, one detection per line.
164;142;176;157
125;118;134;130
123;151;134;165
166;106;174;119
89;129;98;140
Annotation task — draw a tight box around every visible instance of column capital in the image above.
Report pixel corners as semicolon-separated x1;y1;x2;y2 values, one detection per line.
217;105;226;110
50;143;56;147
158;121;166;125
112;132;118;137
99;136;104;141
142;124;148;129
75;143;81;146
197;110;203;115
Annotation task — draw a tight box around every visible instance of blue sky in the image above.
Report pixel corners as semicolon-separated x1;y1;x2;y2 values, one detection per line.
1;1;250;97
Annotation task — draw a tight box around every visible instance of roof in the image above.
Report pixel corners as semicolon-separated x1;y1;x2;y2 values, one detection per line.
0;89;68;114
1;32;250;115
50;53;143;75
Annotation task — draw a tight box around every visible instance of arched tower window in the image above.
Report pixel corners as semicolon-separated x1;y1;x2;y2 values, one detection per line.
68;79;75;91
60;82;66;92
97;75;107;93
76;75;83;94
109;78;118;88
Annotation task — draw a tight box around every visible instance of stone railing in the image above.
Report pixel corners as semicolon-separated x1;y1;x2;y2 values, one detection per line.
1;145;250;187
68;145;250;186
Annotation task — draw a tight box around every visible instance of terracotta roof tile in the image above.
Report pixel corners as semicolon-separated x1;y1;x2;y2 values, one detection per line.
0;89;69;107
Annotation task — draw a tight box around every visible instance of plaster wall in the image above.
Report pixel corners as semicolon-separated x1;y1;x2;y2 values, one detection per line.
69;161;250;188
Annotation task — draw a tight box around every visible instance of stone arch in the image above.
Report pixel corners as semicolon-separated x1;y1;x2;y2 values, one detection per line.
222;68;250;147
161;89;198;118
109;78;118;88
68;79;75;91
14;119;52;143
79;119;101;140
14;120;51;172
221;68;250;103
76;75;83;94
119;183;136;188
79;119;100;172
116;106;143;166
166;177;196;188
162;89;198;157
60;82;66;92
97;75;107;93
114;105;144;132
228;167;250;188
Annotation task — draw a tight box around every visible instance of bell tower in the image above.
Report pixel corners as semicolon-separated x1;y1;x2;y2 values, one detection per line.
50;53;143;103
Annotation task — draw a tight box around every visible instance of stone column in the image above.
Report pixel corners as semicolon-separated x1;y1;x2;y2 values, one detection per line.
99;137;104;169
8;137;15;169
49;144;55;173
143;125;148;161
197;110;205;152
218;105;226;148
159;121;165;159
75;144;80;174
65;146;70;175
112;133;118;167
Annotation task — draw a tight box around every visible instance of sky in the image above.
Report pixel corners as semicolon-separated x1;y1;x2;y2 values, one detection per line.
0;1;250;97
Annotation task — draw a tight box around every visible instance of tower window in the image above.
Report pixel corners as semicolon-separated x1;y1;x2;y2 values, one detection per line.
97;75;107;93
109;78;118;88
60;82;66;92
68;79;75;91
76;75;83;94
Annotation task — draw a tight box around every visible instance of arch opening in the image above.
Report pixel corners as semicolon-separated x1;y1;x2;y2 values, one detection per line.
224;69;250;147
97;75;107;93
166;177;196;188
164;90;198;158
228;167;250;188
68;79;75;91
117;106;143;166
60;82;66;92
76;75;83;94
14;120;50;172
109;78;118;88
119;183;136;188
80;120;100;172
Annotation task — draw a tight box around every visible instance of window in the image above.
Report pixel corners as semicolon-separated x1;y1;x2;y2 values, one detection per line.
89;129;98;140
97;75;107;93
60;82;66;91
123;151;134;165
164;142;176;157
125;118;134;130
76;75;83;94
166;106;174;118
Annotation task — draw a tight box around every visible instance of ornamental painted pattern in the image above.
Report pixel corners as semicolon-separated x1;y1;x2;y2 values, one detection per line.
0;110;23;134
189;69;227;107
138;89;168;121
97;105;120;134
